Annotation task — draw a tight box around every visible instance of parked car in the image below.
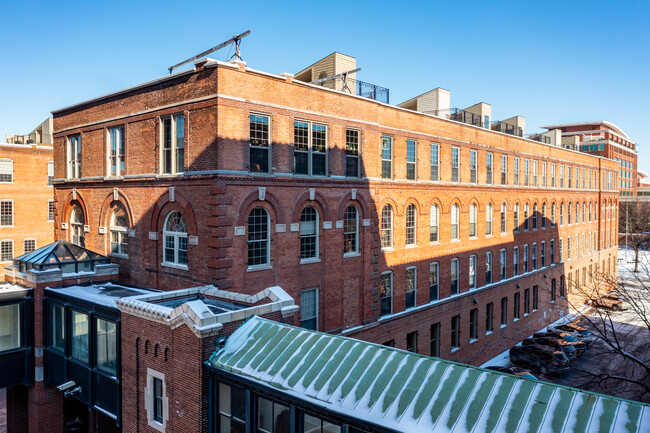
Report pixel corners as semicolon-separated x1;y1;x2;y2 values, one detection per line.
593;293;628;310
486;365;537;380
509;344;570;375
547;324;596;345
533;332;587;355
523;337;577;359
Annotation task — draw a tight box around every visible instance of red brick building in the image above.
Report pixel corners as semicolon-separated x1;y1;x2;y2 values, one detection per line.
1;53;620;432
50;56;618;362
0;140;54;279
542;121;637;197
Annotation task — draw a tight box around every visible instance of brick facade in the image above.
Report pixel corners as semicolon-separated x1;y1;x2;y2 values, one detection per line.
0;143;54;279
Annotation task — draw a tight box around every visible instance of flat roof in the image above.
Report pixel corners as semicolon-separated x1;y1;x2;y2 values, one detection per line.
0;283;30;301
541;121;632;141
210;316;649;433
46;282;155;308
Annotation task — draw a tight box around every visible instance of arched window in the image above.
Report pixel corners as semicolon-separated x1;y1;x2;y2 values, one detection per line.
575;202;579;224
551;202;556;226
500;203;507;233
568;202;572;225
524;203;530;231
582;201;586;223
469;203;477;237
513;203;520;230
451;204;460;240
164;211;188;266
541;203;547;229
300;207;319;260
429;205;439;243
110;207;129;256
70;206;85;247
589;202;592;222
247;208;269;267
485;203;493;235
532;203;538;230
381;205;393;249
343;205;358;255
405;204;417;246
560;203;564;225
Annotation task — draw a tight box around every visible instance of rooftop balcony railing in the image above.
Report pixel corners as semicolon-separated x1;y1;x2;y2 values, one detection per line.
431;108;485;127
528;134;551;144
317;77;390;104
492;121;523;137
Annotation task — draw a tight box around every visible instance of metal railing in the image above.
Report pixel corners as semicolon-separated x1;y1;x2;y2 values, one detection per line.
314;77;390;104
430;108;485;127
492;122;523;137
528;134;551;144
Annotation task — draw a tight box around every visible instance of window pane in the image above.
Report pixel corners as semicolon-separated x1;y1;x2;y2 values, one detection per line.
71;310;89;363
96;318;117;375
49;303;65;352
300;289;318;330
0;304;20;352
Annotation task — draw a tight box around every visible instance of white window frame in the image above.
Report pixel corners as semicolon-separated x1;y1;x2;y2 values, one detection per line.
48;200;55;222
300;288;319;330
451;204;460;240
500;249;507;280
249;113;271;173
145;368;169;433
430;143;440;181
406;139;417;181
381;205;393;249
0;159;13;183
429;204;439;243
0;239;13;263
485;203;493;235
486;152;493;184
299;206;319;262
469;255;477;289
110;208;129;257
405;266;417;309
451;147;460;182
107;126;126;177
405;204;417;246
160;114;185;175
345;129;361;178
0;200;13;227
47;161;54;186
343;205;359;256
469;203;477;238
294;120;328;177
163;211;188;268
67;135;81;179
23;238;36;254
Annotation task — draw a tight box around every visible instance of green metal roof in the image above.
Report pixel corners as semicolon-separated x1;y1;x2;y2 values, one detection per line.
209;316;650;433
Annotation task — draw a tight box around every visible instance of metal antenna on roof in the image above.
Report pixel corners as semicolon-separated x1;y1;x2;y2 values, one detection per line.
168;30;252;74
310;68;361;93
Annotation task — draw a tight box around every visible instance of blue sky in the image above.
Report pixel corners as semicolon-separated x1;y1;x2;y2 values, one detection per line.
1;0;648;172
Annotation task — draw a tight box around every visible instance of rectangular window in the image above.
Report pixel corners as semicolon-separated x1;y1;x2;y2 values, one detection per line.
470;308;478;341
380;272;393;316
430;143;440;181
470;150;477;183
257;397;290;433
501;155;507;184
96;317;117;375
294;121;327;176
48;302;65;352
513;247;519;276
430;323;440;357
108;126;125;176
47;161;54;185
551;277;557;302
523;244;529;273
153;377;165;423
0;159;13;183
451;147;460;182
533;160;538;186
250;114;270;173
0;303;21;352
451;315;460;350
486;153;493;184
514;292;520;320
542;161;547;187
345;129;360;177
406;139;417;180
524;159;529;186
485;302;494;333
300;288;318;330
568;165;572;188
381;136;393;179
541;242;546;267
67;135;81;179
406;331;418;353
560;165;565;187
24;239;35;253
524;288;530;315
533;285;538;311
514;157;520;185
1;240;13;262
405;267;416;309
485;252;492;285
551;163;556;187
500;297;508;326
219;383;246;432
48;200;55;222
469;255;476;289
583;167;586;188
532;243;537;270
500;249;506;280
450;258;459;295
161;114;185;174
576;167;580;189
71;310;89;364
429;262;439;301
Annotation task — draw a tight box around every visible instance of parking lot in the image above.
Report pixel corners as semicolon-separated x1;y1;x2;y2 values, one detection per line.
483;278;650;403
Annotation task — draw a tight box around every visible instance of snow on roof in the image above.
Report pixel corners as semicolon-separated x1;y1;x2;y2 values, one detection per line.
209;316;650;433
46;282;155;308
